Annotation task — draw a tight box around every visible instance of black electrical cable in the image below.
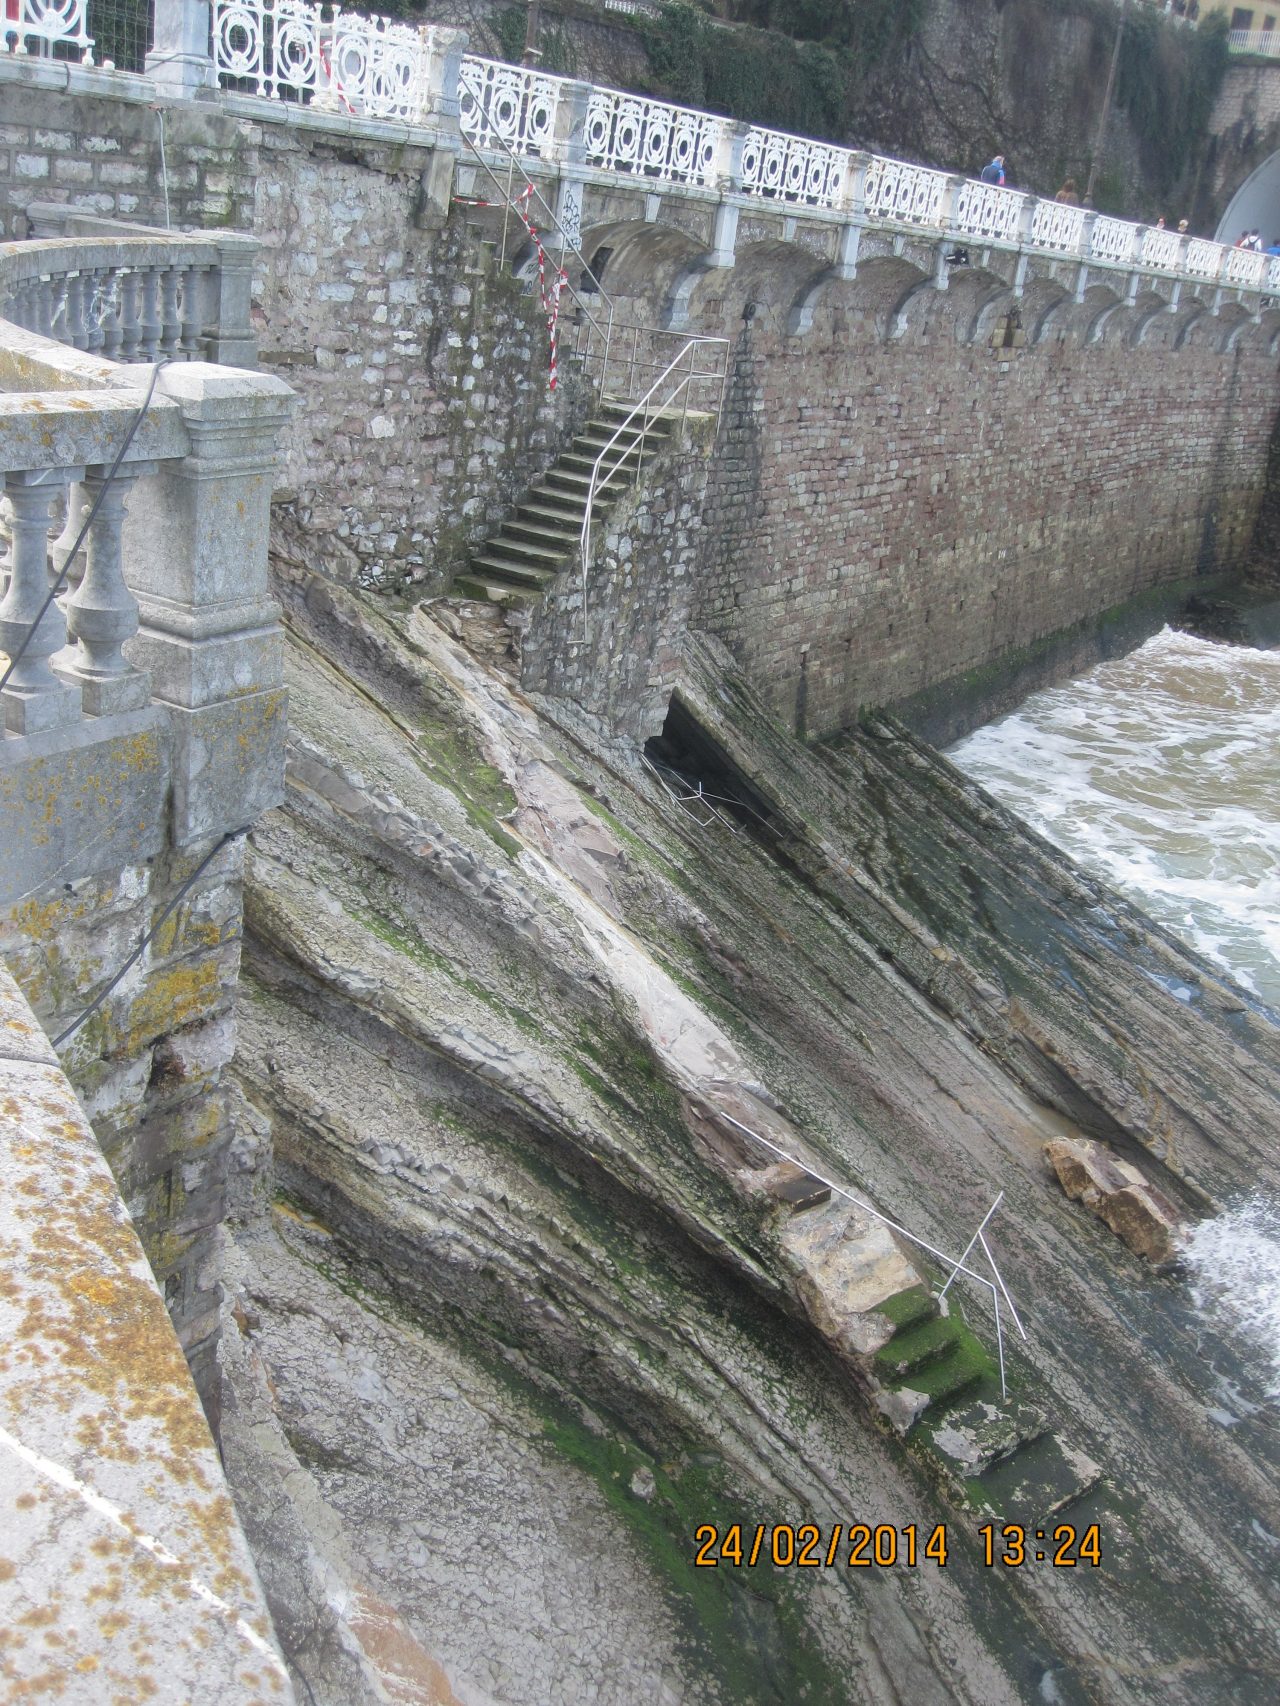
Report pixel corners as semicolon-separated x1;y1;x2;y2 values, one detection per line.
53;827;247;1050
0;356;171;698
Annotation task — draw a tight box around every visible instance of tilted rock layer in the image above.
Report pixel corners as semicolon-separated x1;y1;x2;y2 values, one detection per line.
220;570;1280;1705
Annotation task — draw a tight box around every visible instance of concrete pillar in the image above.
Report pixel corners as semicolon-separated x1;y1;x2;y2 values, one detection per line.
121;363;296;844
146;0;215;97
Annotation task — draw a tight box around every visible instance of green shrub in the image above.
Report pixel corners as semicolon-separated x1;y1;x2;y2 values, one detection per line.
1116;8;1229;198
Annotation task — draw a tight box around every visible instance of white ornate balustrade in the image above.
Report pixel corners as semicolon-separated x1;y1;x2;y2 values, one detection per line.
862;156;947;229
739;126;847;209
212;0;437;120
458;54;563;157
10;0;1271;307
582;86;725;188
0;0;93;60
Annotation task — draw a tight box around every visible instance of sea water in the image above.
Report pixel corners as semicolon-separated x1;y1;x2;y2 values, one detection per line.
950;627;1280;1011
950;626;1280;1399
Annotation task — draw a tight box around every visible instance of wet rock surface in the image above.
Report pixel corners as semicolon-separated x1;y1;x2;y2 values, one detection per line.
220;570;1280;1704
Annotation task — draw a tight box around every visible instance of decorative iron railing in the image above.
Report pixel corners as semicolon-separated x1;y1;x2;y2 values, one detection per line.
740;126;848;209
861;156;947;228
1;0;94;59
582;85;725;188
11;0;1271;304
458;53;562;156
212;0;437;120
1228;27;1280;57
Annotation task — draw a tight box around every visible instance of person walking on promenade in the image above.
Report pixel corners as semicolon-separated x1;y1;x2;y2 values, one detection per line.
980;154;1006;186
1055;178;1081;205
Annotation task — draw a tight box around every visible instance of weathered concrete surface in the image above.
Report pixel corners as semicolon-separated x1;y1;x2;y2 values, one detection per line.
221;574;1280;1704
0;964;292;1705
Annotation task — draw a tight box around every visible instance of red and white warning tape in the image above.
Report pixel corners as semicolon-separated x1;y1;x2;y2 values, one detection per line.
515;183;570;391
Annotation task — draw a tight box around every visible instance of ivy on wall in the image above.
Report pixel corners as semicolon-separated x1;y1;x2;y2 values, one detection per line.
640;2;852;135
1116;6;1229;197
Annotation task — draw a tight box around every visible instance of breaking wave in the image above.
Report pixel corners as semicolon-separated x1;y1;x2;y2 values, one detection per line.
1182;1198;1280;1399
949;627;1280;1011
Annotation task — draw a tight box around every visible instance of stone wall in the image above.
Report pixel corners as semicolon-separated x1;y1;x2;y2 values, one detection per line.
0;842;248;1426
0;61;590;593
1199;59;1280;232
0;75;256;239
251;124;591;590
518;412;718;736
678;296;1277;737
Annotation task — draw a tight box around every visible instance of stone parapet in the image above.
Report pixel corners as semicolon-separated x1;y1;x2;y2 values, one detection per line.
0;961;294;1703
1;223;294;1415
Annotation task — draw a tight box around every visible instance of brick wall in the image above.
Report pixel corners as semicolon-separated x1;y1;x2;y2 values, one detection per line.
680;301;1279;738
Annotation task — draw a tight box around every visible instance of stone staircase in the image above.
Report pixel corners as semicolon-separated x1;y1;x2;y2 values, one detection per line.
454;403;676;607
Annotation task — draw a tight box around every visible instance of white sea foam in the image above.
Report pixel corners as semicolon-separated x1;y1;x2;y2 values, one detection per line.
1183;1199;1280;1398
950;627;1280;1009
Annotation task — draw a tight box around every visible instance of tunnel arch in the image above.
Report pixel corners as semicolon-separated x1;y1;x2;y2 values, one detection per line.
1216;150;1280;249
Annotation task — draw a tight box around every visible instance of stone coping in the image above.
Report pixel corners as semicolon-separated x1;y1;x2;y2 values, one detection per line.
0;961;294;1705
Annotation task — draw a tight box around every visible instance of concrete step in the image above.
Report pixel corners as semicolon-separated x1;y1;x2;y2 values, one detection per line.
487;534;570;567
559;448;643;477
899;1341;987;1408
453;573;538;606
502;517;581;550
973;1430;1103;1526
516;500;588;529
542;467;629;496
875;1314;967;1382
468;552;560;588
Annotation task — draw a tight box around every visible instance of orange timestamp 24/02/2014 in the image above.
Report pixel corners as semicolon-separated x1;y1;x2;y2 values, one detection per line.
693;1521;1103;1570
693;1523;951;1570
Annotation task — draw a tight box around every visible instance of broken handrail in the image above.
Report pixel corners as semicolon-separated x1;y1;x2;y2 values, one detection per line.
716;1110;1026;1400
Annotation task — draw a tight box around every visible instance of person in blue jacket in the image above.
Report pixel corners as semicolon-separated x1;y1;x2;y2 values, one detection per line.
980;155;1006;186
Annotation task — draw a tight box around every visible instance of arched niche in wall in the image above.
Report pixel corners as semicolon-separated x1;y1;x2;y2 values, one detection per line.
1215;149;1280;249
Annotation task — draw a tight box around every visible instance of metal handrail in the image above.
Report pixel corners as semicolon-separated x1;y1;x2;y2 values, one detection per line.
579;334;728;587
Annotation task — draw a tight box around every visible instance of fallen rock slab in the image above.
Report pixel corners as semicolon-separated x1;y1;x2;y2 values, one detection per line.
1044;1137;1182;1263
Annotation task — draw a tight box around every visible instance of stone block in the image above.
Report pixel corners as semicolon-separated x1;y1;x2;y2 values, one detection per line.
1044;1137;1182;1264
0;708;168;907
166;687;288;845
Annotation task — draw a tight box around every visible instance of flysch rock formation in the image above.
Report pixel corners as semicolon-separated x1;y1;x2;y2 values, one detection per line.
219;562;1280;1706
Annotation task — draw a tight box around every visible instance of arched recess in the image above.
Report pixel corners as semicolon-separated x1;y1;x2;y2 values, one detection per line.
1215;150;1280;248
1126;288;1177;348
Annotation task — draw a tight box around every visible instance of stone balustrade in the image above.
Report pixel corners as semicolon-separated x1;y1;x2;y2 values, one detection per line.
0;222;294;899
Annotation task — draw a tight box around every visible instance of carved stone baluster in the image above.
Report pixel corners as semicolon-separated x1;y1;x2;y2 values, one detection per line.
11;282;32;330
120;272;142;361
62;466;152;717
160;267;182;356
65;273;88;349
179;265;205;358
50;478;90;592
34;276;54;338
83;271;107;353
48;277;70;342
102;269;125;359
139;269;162;360
0;472;81;734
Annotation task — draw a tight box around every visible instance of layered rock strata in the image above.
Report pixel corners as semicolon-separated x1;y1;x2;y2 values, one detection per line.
221;571;1280;1705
